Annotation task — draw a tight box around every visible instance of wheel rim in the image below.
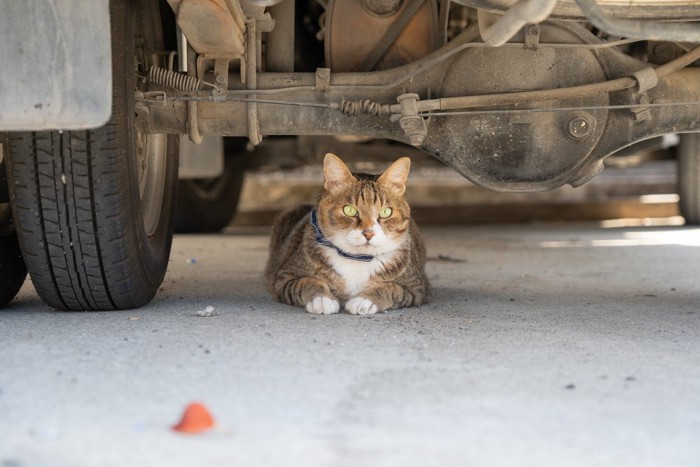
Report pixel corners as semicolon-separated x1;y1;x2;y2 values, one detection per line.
133;2;168;239
136;130;167;237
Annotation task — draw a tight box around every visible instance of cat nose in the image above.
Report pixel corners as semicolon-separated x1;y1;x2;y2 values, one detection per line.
362;229;375;241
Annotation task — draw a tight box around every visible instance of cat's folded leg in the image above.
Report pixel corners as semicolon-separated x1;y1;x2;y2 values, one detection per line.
275;275;340;314
348;282;428;314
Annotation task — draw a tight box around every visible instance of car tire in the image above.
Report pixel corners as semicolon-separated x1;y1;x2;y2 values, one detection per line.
678;132;700;225
6;0;177;310
175;138;247;233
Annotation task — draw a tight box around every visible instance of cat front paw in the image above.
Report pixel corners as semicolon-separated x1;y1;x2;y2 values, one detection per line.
306;296;340;315
345;297;379;315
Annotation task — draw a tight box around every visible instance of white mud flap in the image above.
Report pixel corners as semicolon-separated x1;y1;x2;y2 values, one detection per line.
0;0;111;130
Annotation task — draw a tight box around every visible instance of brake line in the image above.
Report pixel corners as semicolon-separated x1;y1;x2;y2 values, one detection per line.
418;101;700;117
390;43;700;115
140;43;700;117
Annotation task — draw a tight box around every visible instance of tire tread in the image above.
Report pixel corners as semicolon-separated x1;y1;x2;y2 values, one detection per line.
6;0;175;310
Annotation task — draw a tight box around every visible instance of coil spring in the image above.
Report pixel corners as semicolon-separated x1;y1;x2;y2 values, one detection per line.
149;66;202;92
340;98;384;117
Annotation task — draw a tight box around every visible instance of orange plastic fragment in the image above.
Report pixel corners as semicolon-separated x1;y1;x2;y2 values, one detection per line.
172;402;215;434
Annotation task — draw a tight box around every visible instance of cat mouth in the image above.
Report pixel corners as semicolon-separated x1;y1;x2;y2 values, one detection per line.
351;242;375;251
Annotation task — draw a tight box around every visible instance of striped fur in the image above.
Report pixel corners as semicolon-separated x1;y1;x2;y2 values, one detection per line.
265;154;430;314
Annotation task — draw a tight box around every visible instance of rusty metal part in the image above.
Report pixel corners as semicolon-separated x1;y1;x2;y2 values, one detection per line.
143;22;700;192
575;0;700;42
479;0;557;47
245;18;261;145
360;0;428;71
451;0;700;21
221;0;247;30
400;42;700;115
396;93;428;146
566;113;594;140
362;0;404;16
196;53;246;91
523;24;540;50
266;0;295;71
149;66;203;92
187;100;203;144
628;67;658;121
432;23;610;189
325;0;439;71
174;0;245;55
315;68;331;92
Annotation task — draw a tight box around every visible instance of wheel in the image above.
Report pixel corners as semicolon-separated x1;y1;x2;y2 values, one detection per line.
678;133;700;225
6;0;178;310
0;156;27;309
175;138;247;233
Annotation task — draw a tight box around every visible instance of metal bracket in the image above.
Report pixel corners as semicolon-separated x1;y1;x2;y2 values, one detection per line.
629;67;658;122
395;93;428;147
213;58;230;97
257;12;275;33
187;101;203;145
524;24;540;51
315;68;331;93
135;91;167;106
196;53;245;89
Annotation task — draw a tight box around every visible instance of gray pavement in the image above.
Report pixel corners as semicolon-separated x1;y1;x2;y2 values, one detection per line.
1;223;699;467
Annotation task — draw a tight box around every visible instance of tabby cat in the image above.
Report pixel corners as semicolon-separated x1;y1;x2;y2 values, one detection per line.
265;153;429;315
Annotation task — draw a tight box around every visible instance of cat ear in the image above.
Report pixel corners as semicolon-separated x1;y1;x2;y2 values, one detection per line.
323;153;355;192
378;157;411;195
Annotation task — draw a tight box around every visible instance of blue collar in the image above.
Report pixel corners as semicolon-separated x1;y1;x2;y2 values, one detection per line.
310;209;375;262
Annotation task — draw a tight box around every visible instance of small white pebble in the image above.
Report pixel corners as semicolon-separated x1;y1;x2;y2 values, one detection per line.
196;306;217;317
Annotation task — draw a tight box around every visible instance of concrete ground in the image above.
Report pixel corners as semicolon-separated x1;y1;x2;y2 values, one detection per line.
1;223;699;467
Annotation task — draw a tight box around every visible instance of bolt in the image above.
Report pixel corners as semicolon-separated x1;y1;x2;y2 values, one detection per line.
215;73;226;84
408;134;425;146
361;0;403;16
653;42;676;60
566;115;593;139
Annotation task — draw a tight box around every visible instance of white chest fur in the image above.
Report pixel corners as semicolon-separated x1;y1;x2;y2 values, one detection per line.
322;250;387;297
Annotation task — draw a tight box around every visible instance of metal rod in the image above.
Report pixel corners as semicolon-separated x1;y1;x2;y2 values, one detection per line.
575;0;700;42
404;43;700;113
246;18;261;145
480;0;557;46
420;100;700;116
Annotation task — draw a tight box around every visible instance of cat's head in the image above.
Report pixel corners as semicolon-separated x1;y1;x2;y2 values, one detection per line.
316;153;412;256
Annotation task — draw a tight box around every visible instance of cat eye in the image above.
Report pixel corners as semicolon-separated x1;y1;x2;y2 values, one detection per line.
379;207;393;219
343;205;358;217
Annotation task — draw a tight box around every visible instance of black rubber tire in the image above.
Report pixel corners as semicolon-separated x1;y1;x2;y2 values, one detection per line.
678;133;700;225
0;157;27;308
175;138;247;233
6;0;178;310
